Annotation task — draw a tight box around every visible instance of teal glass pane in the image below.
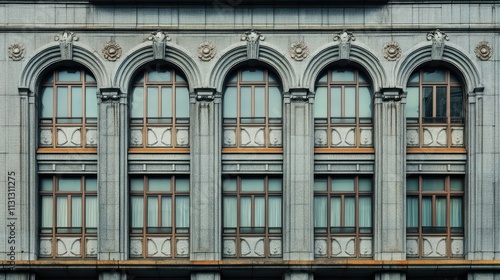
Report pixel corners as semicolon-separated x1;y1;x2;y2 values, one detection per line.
56;197;68;227
358;178;372;192
450;197;463;227
175;73;187;83
314;87;327;119
241;178;265;192
148;177;170;192
130;178;144;191
314;196;327;227
85;196;98;228
450;72;460;83
223;196;237;228
436;197;446;227
57;87;68;118
175;87;190;119
317;73;327;83
408;71;420;83
422;197;432;226
41;87;53;118
147;87;159;118
406;196;418;227
41;196;53;227
85;73;96;82
436;87;447;118
344;197;355;227
161;87;172;118
422;177;445;191
175;178;190;192
314;178;328;191
268;196;281;228
40;177;53;191
359;196;372;227
161;197;172;227
422;87;433;119
450;87;463;118
268;86;282;118
223;177;237;191
331;87;342;118
85;87;97;118
176;196;190;228
58;177;81;191
330;196;341;227
406;87;420;118
255;197;265;227
240;87;252;118
268;72;279;83
358;71;369;83
241;69;264;82
268;178;282;191
358;87;372;118
71;87;83;118
423;69;446;82
131;196;144;227
254;87;265;118
332;178;355;192
223;87;237;118
85;178;97;191
148;69;171;82
147;197;159;227
450;178;463;191
71;196;82;227
407;178;419;191
332;69;355;82
130;87;144;119
240;197;251;226
344;87;356;118
58;70;81;82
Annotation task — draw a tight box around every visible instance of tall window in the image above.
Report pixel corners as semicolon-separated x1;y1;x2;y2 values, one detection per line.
314;68;373;149
39;175;97;258
222;68;283;149
39;69;98;149
223;176;282;258
406;176;464;258
313;176;372;258
129;66;190;149
130;175;190;258
406;68;465;148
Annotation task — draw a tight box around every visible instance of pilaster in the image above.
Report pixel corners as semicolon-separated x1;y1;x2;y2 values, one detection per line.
190;88;221;261
373;88;406;260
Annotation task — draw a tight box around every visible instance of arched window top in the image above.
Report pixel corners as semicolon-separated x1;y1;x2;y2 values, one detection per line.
407;67;462;85
316;67;372;85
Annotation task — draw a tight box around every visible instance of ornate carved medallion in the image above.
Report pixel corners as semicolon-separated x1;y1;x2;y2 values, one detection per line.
198;42;216;61
8;43;25;61
383;41;401;61
289;41;309;61
102;41;122;61
475;41;492;61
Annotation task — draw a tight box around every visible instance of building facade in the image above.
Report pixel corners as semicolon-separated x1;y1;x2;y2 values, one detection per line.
0;0;499;279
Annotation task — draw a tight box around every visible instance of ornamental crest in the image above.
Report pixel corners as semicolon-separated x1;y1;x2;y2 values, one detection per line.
55;31;78;60
383;41;402;61
427;29;449;60
289;41;309;61
334;30;355;59
475;41;492;61
148;30;171;60
102;41;122;61
241;30;265;59
8;43;25;61
198;42;216;61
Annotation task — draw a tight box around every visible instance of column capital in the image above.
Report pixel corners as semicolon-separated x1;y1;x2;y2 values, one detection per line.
285;88;313;103
378;87;404;102
193;87;217;102
98;87;121;102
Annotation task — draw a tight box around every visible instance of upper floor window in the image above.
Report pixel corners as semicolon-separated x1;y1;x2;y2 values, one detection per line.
129;175;190;258
39;69;97;150
222;175;282;258
314;68;373;149
129;65;190;149
406;68;465;149
222;68;283;150
39;175;97;258
313;175;372;258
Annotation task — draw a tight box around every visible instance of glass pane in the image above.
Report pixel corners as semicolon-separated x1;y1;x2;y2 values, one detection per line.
358;87;372;118
147;87;159;118
130;178;144;191
450;197;463;227
407;178;419;191
176;196;190;228
223;87;237;118
241;69;264;81
85;196;98;228
161;87;172;118
314;87;327;119
331;87;342;118
332;69;355;82
314;178;328;191
240;197;251;227
268;196;281;228
58;70;81;82
268;86;282;118
268;72;279;83
41;196;53;228
241;178;264;192
175;87;190;119
450;87;463;118
85;87;97;119
149;177;170;192
223;196;237;228
71;196;82;227
408;71;420;83
358;71;369;83
175;73;187;83
148;69;171;82
344;87;356;118
422;177;445;191
450;72;460;83
451;178;463;191
435;87;447;118
255;197;265;227
423;69;445;82
332;178;354;192
406;196;418;227
85;73;96;82
330;197;341;227
176;178;190;192
254;87;265;118
161;197;172;227
358;178;372;192
131;87;144;119
223;177;237;191
228;73;237;83
56;197;68;227
359;196;372;227
85;178;97;191
422;197;432;227
57;87;69;118
147;197;159;227
268;178;282;191
436;197;447;227
40;177;53;191
41;87;53;118
240;87;252;118
58;177;81;191
344;197;355;227
44;73;54;83
422;87;433;120
406;87;420;118
131;196;144;228
71;87;83;118
317;73;327;83
314;196;327;228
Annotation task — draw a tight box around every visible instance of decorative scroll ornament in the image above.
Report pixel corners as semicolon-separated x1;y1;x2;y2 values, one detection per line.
289;41;309;61
198;42;216;61
148;30;170;60
241;30;265;59
475;41;492;61
334;30;355;60
102;41;122;61
426;29;449;60
383;41;402;61
8;43;25;61
55;31;78;60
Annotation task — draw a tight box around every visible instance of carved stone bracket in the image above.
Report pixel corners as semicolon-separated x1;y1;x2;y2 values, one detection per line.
383;41;402;61
55;31;78;60
334;30;355;60
102;41;122;61
148;30;171;60
98;88;121;102
8;43;25;61
241;30;264;59
288;88;312;103
289;41;309;61
380;88;403;102
198;42;216;61
427;29;449;60
475;41;492;61
194;88;216;102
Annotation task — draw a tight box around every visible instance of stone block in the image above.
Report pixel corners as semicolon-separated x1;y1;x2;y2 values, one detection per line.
137;8;159;25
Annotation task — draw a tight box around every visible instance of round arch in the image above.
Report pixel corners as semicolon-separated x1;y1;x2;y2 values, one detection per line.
209;42;297;93
302;42;386;93
19;42;110;92
394;42;481;93
114;42;201;94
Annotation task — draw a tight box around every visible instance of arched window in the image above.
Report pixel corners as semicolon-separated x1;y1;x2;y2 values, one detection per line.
406;67;465;149
129;65;190;149
314;67;373;149
39;69;98;150
222;68;282;150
